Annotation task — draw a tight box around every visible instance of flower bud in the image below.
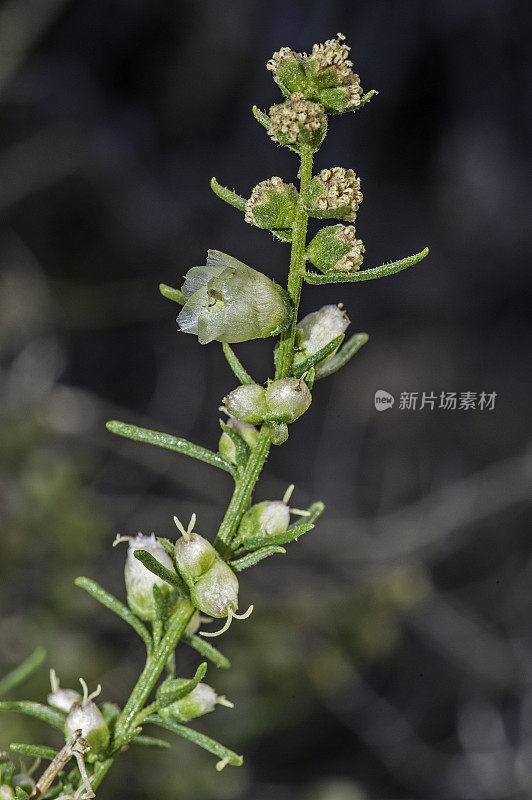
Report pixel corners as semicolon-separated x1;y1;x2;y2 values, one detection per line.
223;384;268;425
159;682;222;723
219;417;259;464
244;177;298;230
264;378;312;424
294;305;350;369
268;93;326;150
65;682;110;755
48;669;81;713
306;168;362;222
124;533;177;621
267;48;309;95
174;531;217;582
177;250;292;345
306;225;364;273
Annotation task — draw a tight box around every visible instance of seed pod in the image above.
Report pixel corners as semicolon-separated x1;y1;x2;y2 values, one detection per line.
47;669;81;713
223;384;268;425
124;533;177;621
264;377;312;423
158;681;231;724
218;418;259;465
65;681;109;754
294;305;350;369
177;251;292;345
244;177;298;230
306;224;364;273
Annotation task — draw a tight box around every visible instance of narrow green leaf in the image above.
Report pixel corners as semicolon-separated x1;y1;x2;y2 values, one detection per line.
159;284;185;305
292;335;344;377
156;662;208;707
299;500;325;526
75;576;152;652
305;366;316;390
10;743;58;760
314;333;368;380
237;523;314;552
0;647;46;698
210;178;246;212
181;634;230;670
304;247;429;284
230;545;286;572
302;203;353;220
153;583;178;623
133;551;188;596
106;421;237;479
157;537;175;556
221;343;254;384
0;702;65;730
146;716;243;768
252;105;270;130
359;89;378;107
270;228;292;243
131;735;170;750
219;420;250;468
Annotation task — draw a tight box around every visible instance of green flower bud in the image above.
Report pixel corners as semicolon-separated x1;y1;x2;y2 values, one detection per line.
268;93;326;150
234;485;309;548
294;305;350;369
177;250;292;345
267;48;309;95
305;168;363;222
264;377;312;423
219;417;259;465
223;384;268;425
244;177;298;230
306;225;365;273
48;669;81;713
159;681;232;724
124;533;177;621
65;681;109;754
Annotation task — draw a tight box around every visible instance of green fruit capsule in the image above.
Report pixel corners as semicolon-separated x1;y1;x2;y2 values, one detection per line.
265;377;312;423
293;304;350;369
223;384;268;425
177;251;292;345
123;533;177;621
159;682;232;724
64;681;110;755
218;418;259;465
173;516;253;637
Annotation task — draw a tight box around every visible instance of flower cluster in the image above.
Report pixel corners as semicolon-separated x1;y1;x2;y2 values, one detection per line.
268;92;326;148
310;167;363;222
306;224;365;273
244;176;298;229
267;33;366;113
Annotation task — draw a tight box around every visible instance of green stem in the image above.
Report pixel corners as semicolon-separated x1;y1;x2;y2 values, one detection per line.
275;144;313;379
213;146;314;554
113;598;195;744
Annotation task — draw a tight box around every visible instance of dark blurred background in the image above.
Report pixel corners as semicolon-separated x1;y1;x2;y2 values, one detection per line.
1;1;531;798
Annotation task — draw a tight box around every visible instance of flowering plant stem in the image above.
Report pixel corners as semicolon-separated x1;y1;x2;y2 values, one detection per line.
0;33;429;800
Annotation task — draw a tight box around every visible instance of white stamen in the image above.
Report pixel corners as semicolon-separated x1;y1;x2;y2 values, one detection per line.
50;668;60;693
216;695;234;708
112;534;132;547
282;484;295;505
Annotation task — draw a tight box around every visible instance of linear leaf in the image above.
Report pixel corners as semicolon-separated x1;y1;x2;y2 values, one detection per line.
0;647;46;698
210;178;246;212
314;333;368;379
146;716;243;767
156;663;208;707
292;335;344;377
157;537;175;556
237;523;314;552
298;501;325;526
359;89;378;107
130;735;170;750
0;702;65;730
10;743;59;760
181;634;230;670
221;344;254;384
230;546;286;572
106;421;237;479
75;576;152;652
133;551;185;594
159;284;185;305
304;247;429;284
219;420;250;469
302;203;352;220
252;105;270;130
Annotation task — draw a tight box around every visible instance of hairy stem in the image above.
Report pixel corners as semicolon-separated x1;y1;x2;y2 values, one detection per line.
214;145;313;554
